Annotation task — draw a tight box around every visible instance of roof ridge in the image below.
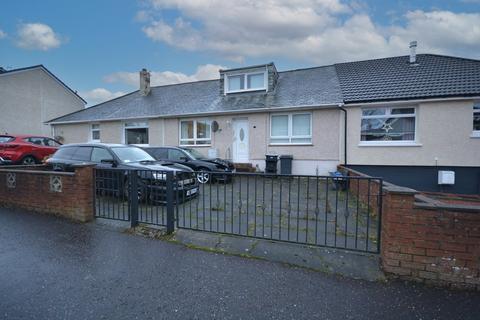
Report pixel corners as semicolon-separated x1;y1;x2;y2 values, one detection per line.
334;55;410;66
278;64;334;74
148;65;337;88
150;78;219;89
334;53;480;66
421;53;480;63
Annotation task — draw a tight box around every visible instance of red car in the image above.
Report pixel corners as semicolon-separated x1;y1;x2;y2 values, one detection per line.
0;135;62;165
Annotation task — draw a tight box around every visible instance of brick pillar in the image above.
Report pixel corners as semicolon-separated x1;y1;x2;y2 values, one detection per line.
380;187;418;277
71;165;95;222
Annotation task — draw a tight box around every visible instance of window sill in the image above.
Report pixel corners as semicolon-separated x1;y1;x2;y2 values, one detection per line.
225;88;266;94
128;144;149;147
470;132;480;138
269;143;313;147
179;144;212;148
358;142;422;147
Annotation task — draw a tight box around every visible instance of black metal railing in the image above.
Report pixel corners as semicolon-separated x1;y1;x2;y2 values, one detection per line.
175;172;382;253
94;168;383;253
94;168;130;222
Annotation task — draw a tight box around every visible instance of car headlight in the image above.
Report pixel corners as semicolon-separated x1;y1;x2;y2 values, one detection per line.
152;172;166;180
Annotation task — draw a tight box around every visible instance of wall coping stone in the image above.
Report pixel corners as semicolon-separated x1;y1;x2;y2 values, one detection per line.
0;163;95;176
383;183;418;195
414;200;480;213
0;168;75;176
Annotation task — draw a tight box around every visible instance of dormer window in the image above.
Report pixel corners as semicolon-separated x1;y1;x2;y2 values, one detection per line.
220;63;278;95
225;71;266;93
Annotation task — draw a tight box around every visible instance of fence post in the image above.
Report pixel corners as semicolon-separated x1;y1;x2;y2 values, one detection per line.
129;170;139;228
376;178;383;254
166;171;175;234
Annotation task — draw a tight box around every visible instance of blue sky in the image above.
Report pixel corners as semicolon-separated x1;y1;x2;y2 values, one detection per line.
0;0;479;105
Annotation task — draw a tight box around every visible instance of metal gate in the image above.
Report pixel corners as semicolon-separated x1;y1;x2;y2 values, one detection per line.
94;169;383;253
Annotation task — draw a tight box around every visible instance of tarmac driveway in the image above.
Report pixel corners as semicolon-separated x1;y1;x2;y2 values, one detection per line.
0;208;479;320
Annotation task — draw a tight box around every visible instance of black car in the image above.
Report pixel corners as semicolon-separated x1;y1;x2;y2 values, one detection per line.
46;143;199;203
144;146;235;184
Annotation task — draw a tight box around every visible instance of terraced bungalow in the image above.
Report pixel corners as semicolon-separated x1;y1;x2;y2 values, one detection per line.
48;46;480;194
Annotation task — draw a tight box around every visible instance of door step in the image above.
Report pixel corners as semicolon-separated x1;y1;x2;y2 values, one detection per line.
234;163;255;173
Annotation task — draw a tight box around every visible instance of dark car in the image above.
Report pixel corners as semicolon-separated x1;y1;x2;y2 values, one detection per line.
0;135;62;165
46;143;199;203
144;146;235;184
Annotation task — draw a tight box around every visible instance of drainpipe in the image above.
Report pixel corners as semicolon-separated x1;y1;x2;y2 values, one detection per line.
338;104;347;167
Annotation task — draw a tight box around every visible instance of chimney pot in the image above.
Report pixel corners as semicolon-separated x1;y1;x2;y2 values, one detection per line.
409;41;417;64
140;68;151;96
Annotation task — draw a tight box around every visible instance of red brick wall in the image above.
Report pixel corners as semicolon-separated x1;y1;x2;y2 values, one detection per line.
340;166;480;290
0;165;94;222
381;191;480;290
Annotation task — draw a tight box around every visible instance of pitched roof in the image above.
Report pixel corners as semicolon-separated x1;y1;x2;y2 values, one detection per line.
47;53;480;124
0;65;86;104
335;54;480;103
48;65;343;123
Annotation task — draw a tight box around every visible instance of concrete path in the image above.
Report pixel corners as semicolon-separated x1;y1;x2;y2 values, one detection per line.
0;208;479;320
170;228;385;281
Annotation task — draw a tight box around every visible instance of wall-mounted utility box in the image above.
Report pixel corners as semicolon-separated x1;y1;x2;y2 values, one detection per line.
438;170;455;185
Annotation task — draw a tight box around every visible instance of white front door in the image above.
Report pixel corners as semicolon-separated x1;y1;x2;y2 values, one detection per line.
232;119;249;163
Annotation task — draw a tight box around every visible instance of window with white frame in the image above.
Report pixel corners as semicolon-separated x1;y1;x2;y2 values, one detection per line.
473;103;480;136
91;124;100;142
226;71;266;93
361;107;416;143
180;120;211;145
124;121;149;145
270;113;312;144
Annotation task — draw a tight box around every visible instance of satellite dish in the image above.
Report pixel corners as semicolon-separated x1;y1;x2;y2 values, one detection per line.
212;121;219;132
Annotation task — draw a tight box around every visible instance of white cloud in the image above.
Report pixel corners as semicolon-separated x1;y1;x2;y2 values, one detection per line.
16;23;63;51
388;11;480;56
0;29;6;39
134;10;153;22
140;0;480;64
80;88;126;106
104;64;225;87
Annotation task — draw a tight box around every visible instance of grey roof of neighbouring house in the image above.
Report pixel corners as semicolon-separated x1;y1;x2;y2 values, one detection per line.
335;54;480;103
48;54;480;124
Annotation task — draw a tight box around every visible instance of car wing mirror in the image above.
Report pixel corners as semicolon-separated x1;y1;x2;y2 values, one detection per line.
101;159;117;167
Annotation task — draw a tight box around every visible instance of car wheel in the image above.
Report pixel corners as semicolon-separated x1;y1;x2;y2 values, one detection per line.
123;179;146;202
21;156;37;165
196;169;211;184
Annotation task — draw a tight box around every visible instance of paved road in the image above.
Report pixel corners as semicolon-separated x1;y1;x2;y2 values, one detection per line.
0;208;479;320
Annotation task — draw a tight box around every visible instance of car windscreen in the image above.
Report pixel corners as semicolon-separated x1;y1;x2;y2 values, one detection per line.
146;148;168;159
0;136;14;143
111;147;156;163
182;148;205;160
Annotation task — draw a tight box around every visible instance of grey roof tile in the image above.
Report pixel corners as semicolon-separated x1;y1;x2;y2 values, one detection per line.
48;66;343;123
335;54;480;103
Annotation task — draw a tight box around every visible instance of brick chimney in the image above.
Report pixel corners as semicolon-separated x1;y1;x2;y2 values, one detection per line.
140;68;151;96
